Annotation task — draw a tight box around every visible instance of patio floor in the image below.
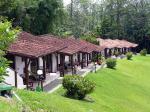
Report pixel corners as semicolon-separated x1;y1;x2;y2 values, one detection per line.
43;63;104;93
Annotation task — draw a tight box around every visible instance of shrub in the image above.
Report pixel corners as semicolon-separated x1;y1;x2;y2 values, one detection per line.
126;52;133;60
62;75;95;100
140;49;147;56
106;58;117;69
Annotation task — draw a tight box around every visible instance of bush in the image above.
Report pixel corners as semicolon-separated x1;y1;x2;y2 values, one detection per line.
106;58;117;69
126;52;133;60
140;49;147;56
62;75;95;100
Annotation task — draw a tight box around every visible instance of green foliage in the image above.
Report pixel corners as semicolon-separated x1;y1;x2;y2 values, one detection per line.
106;58;117;69
96;0;150;46
0;0;66;35
2;56;150;112
81;33;99;45
126;52;133;60
140;49;147;56
0;20;19;82
63;75;95;100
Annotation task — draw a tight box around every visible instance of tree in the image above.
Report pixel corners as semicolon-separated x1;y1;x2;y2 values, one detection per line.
0;19;19;82
0;0;66;35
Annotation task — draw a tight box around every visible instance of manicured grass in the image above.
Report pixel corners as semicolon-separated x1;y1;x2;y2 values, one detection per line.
0;97;21;112
1;55;150;112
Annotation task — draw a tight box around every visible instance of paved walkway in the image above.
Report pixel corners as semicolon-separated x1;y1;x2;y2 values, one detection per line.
44;63;105;93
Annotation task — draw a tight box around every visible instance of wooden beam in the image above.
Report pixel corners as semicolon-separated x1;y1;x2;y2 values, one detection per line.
109;49;112;56
60;54;65;77
87;53;89;66
81;53;84;69
56;53;59;71
50;54;52;72
78;53;80;64
14;71;17;88
13;57;17;88
70;55;74;75
24;58;29;89
43;56;46;79
104;48;107;58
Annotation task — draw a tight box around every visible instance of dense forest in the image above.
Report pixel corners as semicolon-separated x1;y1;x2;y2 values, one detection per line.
0;0;150;52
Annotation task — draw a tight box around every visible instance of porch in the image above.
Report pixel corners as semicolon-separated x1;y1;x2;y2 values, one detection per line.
43;62;103;92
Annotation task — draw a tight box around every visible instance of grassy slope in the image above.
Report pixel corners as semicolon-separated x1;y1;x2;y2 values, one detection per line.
1;56;150;112
0;97;21;112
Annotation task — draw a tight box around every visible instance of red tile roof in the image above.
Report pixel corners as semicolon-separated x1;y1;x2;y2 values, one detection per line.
59;38;86;55
8;32;67;58
79;39;104;53
97;38;138;49
59;37;105;55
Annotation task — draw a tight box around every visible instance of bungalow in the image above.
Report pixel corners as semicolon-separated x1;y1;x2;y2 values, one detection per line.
97;38;138;57
6;32;104;89
6;32;67;89
55;37;104;76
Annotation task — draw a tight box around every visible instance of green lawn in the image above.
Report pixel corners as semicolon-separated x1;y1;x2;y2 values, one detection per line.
1;55;150;112
0;97;22;112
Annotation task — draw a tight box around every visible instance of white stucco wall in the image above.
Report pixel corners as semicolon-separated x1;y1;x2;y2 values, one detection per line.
15;56;25;77
73;53;78;62
15;56;31;77
80;53;82;61
38;57;43;69
52;54;57;72
5;68;26;89
65;55;69;63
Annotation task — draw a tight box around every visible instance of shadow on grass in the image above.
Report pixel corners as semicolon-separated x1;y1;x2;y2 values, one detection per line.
107;67;117;70
61;93;95;103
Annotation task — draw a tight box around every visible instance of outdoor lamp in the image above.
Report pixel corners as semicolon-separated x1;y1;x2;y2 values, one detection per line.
37;70;43;91
37;70;43;75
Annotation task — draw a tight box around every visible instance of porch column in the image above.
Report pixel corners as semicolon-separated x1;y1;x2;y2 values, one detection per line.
81;53;84;69
78;53;80;64
14;58;17;88
109;49;112;56
86;53;89;66
70;55;74;75
56;53;59;71
60;54;65;77
96;52;99;62
113;48;116;55
14;70;17;88
50;54;53;72
89;53;91;61
24;58;30;90
42;56;46;79
104;48;108;58
124;48;126;54
117;48;120;55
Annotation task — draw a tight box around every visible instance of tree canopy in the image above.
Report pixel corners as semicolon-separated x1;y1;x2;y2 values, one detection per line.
0;0;150;51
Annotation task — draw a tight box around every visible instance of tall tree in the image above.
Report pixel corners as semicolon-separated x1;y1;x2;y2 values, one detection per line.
0;0;66;35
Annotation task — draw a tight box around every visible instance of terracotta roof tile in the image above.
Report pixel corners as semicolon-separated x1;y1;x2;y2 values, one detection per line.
8;32;66;58
59;37;105;55
97;38;138;49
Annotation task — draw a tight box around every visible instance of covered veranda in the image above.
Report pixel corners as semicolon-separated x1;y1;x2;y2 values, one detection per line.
7;32;67;90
